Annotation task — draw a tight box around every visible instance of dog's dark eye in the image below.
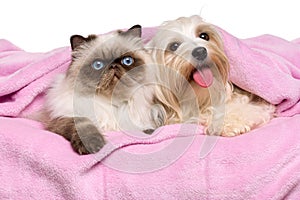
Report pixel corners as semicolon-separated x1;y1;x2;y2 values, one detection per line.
168;42;181;51
199;33;209;41
92;60;105;70
121;56;134;66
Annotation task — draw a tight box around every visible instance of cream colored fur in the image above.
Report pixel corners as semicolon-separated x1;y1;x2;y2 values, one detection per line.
147;15;275;136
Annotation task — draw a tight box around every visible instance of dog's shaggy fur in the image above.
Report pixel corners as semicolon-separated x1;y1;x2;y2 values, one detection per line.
148;15;275;136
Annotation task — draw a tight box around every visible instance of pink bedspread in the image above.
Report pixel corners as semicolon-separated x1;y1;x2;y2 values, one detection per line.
0;27;300;199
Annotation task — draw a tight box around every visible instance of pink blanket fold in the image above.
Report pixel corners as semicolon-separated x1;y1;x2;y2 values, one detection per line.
1;27;300;199
0;39;71;117
217;28;300;117
1;116;300;199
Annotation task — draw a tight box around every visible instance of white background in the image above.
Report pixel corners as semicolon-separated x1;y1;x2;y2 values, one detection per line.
1;0;299;52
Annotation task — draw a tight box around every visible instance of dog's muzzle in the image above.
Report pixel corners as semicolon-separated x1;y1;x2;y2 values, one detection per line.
190;47;213;88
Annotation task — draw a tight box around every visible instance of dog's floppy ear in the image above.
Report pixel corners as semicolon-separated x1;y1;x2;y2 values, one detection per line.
120;25;142;38
70;34;97;50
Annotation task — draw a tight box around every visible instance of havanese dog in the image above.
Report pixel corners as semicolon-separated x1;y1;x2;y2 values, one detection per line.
41;25;166;154
147;15;275;136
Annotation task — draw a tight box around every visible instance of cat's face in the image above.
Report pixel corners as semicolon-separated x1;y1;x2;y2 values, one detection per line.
67;25;152;97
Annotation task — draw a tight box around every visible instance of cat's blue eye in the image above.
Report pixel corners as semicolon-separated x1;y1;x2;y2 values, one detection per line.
121;56;134;66
92;60;104;70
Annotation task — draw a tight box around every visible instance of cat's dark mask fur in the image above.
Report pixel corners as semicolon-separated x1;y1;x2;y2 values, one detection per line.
66;25;149;97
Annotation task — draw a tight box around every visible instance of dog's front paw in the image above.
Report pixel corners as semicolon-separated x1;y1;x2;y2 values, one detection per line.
221;124;251;137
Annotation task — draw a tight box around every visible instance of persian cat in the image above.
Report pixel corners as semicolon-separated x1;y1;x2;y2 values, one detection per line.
42;25;166;154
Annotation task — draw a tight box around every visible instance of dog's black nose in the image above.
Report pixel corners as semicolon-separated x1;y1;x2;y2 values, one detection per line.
192;47;207;61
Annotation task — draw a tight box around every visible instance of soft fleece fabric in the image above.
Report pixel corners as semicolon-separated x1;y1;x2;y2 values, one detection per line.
218;28;300;117
0;27;300;199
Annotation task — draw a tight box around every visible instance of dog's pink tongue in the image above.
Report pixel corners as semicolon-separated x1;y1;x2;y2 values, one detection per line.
193;68;213;88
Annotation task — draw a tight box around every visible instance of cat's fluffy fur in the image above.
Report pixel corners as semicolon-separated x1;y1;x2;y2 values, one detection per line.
147;15;275;136
42;25;165;154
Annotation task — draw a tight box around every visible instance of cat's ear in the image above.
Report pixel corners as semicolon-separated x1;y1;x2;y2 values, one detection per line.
120;25;142;38
70;34;97;50
128;25;142;37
